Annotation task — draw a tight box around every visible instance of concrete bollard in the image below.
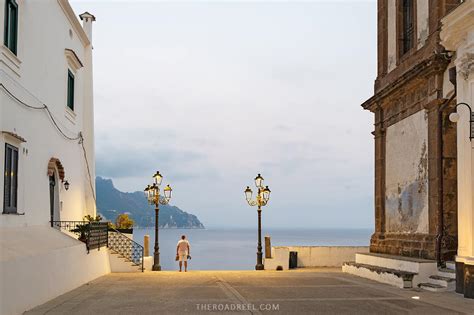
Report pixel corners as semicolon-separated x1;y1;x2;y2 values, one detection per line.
144;235;150;257
265;236;272;258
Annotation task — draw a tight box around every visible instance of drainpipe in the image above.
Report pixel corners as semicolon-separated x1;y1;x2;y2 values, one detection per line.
436;67;457;266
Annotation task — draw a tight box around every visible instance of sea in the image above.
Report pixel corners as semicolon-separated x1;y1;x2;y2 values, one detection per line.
133;228;373;271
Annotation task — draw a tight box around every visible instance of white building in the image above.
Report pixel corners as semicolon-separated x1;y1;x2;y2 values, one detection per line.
441;0;474;299
0;1;111;314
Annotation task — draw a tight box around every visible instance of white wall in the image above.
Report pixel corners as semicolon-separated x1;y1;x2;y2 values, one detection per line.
0;226;111;315
440;0;474;265
0;0;95;227
264;246;369;270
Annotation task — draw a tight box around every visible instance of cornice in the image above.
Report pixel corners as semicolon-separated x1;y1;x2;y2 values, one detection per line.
440;0;474;50
57;0;90;47
65;49;84;71
456;52;474;80
361;54;448;111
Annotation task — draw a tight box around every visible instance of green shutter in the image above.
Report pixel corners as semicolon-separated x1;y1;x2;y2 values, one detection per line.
3;144;18;214
4;0;18;55
67;70;75;111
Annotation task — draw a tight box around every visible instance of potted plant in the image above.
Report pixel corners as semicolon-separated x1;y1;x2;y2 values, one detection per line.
71;223;89;242
114;213;134;235
70;215;102;242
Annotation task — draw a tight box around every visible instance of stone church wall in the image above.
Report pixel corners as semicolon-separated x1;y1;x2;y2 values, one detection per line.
385;110;429;234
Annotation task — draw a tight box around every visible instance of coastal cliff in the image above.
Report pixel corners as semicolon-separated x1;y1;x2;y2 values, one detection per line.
96;177;205;228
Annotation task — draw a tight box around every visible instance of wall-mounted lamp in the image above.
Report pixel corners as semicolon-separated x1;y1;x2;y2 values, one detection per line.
63;180;70;191
449;102;474;141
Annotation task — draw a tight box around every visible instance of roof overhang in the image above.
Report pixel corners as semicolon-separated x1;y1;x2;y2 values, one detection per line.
57;0;90;47
2;131;26;143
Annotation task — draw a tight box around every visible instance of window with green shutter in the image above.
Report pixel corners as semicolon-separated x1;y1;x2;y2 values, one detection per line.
3;143;19;214
4;0;18;55
67;70;75;111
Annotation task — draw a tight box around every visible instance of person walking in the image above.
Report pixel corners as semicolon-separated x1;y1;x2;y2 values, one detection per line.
176;235;190;272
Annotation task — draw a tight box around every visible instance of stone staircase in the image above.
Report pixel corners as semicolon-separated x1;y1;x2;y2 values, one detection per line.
343;253;457;292
342;253;438;289
418;261;456;292
108;229;144;272
108;250;144;272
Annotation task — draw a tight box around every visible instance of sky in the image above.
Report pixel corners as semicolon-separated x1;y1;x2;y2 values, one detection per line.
71;1;377;229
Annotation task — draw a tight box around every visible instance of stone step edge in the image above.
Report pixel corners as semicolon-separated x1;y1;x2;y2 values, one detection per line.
429;275;455;282
418;282;446;289
438;267;455;274
343;261;417;280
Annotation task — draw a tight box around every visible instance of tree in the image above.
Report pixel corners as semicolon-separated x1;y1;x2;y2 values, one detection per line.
115;213;134;229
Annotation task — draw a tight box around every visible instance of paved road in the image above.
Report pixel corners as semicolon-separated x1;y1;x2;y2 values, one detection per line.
27;269;474;314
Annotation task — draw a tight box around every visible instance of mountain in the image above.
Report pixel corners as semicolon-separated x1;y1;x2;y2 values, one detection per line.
96;177;204;228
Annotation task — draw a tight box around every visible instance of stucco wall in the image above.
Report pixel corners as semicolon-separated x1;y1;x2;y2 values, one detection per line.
385;110;429;234
0;0;95;227
387;0;396;72
0;227;111;315
264;246;369;270
417;0;430;49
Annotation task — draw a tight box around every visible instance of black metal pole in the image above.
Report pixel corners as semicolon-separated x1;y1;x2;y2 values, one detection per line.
256;206;264;270
152;203;161;271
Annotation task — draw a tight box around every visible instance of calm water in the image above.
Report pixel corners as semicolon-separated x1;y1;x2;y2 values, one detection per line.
133;228;373;271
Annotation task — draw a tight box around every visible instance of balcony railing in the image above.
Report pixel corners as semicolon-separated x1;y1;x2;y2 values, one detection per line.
51;220;108;253
51;220;144;271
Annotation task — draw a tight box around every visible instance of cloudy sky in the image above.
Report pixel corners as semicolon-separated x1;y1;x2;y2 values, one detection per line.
71;1;376;229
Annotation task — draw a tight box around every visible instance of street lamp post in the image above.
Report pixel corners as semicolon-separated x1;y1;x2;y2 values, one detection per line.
245;173;271;270
449;102;474;141
144;171;172;271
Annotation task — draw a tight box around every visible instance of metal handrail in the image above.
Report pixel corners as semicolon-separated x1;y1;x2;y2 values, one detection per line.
108;227;144;272
51;220;108;253
51;220;86;232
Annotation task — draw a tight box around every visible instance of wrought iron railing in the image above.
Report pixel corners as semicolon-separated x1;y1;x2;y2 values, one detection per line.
51;220;108;253
87;222;109;252
51;220;86;232
108;227;144;272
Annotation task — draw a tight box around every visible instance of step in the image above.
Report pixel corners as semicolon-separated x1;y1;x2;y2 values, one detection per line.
437;267;456;279
429;275;456;290
342;261;416;289
419;282;448;292
355;253;437;274
446;261;455;271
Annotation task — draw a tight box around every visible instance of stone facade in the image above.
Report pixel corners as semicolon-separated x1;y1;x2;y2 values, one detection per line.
363;0;462;261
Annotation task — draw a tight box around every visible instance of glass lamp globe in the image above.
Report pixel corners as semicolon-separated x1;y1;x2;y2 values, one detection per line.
144;185;150;198
153;171;163;186
263;186;271;202
254;173;264;188
449;112;460;123
244;186;253;201
164;184;172;201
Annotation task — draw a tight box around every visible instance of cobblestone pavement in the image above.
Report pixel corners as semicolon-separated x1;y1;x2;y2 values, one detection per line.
26;268;474;314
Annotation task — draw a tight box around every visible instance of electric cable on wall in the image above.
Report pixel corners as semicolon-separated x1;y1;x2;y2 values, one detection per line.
0;83;97;204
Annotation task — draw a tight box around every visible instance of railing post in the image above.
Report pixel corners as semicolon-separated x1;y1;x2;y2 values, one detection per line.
97;223;100;251
86;222;90;254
